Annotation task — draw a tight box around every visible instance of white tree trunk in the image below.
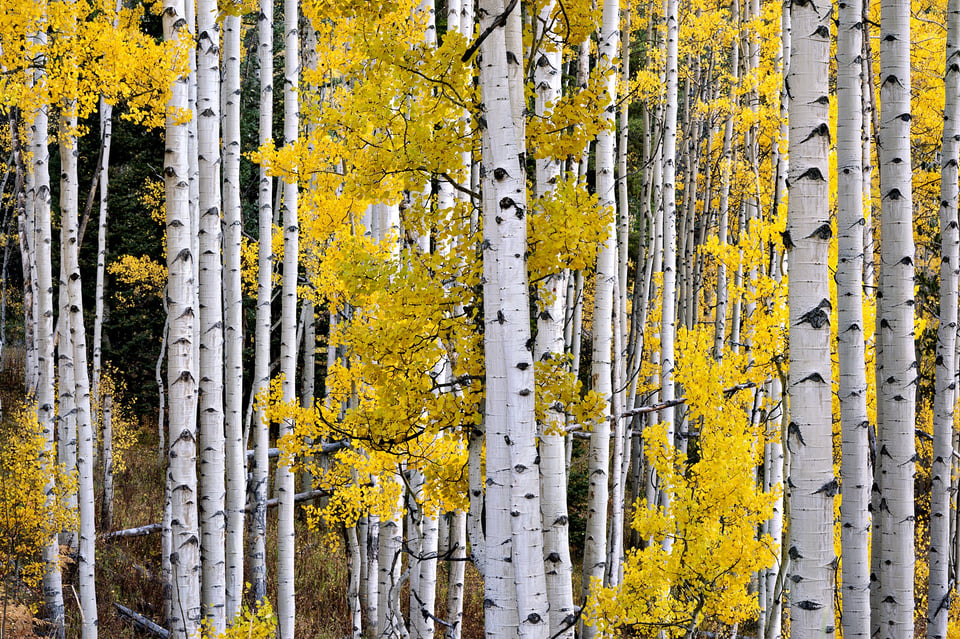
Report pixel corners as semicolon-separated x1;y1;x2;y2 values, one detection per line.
163;0;202;634
221;10;245;623
251;0;274;606
61;101;98;639
786;0;835;631
658;0;679;536
196;0;225;629
837;0;871;630
928;3;960;636
28;38;65;633
446;510;466;639
877;0;916;631
100;393;114;530
532;1;574;635
582;5;620;628
277;0;300;630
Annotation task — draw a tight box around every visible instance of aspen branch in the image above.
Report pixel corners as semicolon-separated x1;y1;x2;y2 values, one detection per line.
460;0;519;62
103;490;330;541
114;603;169;638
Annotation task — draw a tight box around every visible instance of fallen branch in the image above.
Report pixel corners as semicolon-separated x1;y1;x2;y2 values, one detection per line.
247;488;330;513
101;523;162;541
105;490;331;541
114;603;169;638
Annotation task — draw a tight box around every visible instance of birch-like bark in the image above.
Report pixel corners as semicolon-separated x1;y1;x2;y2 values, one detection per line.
164;0;202;634
277;0;300;630
929;4;960;636
582;4;620;626
100;393;114;530
348;525;363;639
532;0;574;635
785;0;835;631
29;36;64;632
446;509;466;639
197;0;225;628
221;10;244;623
478;1;548;635
57;288;77;553
92;94;112;439
837;0;871;631
877;0;916;631
714;0;739;360
61;98;98;639
251;0;274;606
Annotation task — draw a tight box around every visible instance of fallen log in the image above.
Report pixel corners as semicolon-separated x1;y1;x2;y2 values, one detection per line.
104;489;331;541
102;523;162;541
114;603;169;638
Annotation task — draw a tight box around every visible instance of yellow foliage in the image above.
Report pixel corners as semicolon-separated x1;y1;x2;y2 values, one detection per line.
0;404;76;607
108;254;166;310
202;599;277;639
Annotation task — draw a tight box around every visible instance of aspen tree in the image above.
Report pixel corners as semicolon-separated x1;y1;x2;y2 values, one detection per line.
785;0;835;630
57;283;78;554
94;93;113;532
583;3;620;626
877;0;916;630
61;76;99;639
163;0;202;634
533;0;575;635
196;0;225;628
28;20;64;632
251;0;274;606
837;0;871;630
659;0;679;536
928;1;960;634
221;7;244;623
477;0;548;636
277;0;300;630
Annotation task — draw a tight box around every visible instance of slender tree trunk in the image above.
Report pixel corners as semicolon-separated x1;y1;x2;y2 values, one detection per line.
251;0;274;606
928;2;960;632
877;0;916;631
221;8;245;623
163;0;202;634
196;0;225;628
29;32;65;632
62;93;98;639
785;0;836;631
930;5;960;636
277;0;300;630
837;0;871;630
532;0;574;634
582;4;620;629
100;393;114;530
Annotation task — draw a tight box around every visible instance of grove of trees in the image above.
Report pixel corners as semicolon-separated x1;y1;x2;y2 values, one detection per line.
0;0;958;637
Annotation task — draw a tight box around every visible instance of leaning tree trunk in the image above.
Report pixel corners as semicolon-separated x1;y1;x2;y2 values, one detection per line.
785;0;836;633
250;0;274;606
837;0;871;631
877;0;917;632
163;0;202;635
928;1;960;635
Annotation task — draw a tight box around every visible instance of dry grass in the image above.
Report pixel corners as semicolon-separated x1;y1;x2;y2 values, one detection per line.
52;421;488;638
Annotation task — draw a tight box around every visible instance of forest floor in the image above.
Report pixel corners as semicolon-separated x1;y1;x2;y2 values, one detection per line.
44;409;489;639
